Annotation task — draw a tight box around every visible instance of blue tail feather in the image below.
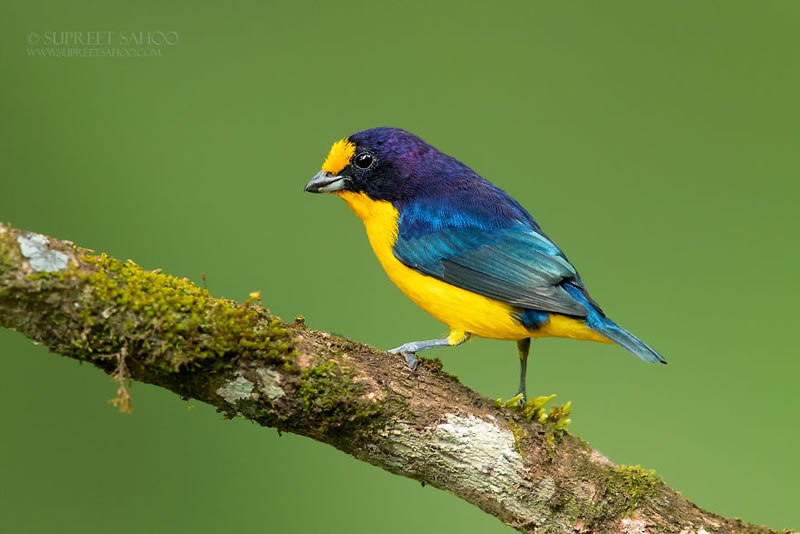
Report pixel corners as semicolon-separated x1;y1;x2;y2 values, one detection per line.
562;284;666;364
591;320;666;364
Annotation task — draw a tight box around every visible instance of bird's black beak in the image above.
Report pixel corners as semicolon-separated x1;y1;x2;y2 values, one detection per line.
304;171;346;193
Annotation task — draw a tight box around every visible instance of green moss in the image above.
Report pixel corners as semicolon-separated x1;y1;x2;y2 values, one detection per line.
299;361;336;410
297;359;385;434
545;463;661;529
422;357;444;373
28;270;66;280
494;393;572;432
0;233;19;273
494;393;524;408
65;253;294;371
509;421;526;456
607;464;661;516
544;401;572;431
522;394;556;422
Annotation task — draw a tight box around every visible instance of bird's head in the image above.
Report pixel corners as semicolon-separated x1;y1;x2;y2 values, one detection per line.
305;127;465;203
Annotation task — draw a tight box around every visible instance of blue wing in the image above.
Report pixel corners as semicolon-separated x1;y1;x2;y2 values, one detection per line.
393;193;592;317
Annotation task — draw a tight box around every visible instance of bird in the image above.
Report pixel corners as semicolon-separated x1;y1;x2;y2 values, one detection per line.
304;127;665;401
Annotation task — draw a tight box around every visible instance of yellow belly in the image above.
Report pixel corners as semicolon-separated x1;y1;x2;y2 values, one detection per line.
335;191;610;344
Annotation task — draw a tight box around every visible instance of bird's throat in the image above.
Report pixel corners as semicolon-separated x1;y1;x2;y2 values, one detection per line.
335;192;399;238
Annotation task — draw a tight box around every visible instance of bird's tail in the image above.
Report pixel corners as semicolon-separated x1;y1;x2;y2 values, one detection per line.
592;320;666;364
562;283;666;364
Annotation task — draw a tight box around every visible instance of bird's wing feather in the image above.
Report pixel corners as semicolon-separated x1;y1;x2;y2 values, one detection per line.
393;196;590;317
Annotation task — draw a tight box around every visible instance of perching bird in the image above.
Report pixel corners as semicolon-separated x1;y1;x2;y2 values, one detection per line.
305;127;665;401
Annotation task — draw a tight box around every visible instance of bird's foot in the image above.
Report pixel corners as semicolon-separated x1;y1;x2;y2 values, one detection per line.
387;346;418;371
402;352;418;371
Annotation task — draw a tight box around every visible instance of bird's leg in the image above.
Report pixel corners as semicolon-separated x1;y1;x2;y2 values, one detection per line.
387;339;447;370
388;329;470;371
516;338;531;405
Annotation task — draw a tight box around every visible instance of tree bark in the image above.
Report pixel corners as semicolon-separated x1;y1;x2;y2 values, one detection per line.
0;222;785;534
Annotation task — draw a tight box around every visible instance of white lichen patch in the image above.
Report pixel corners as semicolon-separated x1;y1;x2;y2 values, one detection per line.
216;374;255;404
433;414;524;479
256;368;285;400
17;233;68;272
381;413;538;523
431;415;530;509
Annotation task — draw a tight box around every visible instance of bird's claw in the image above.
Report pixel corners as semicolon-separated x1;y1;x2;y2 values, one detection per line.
387;347;419;371
403;352;418;371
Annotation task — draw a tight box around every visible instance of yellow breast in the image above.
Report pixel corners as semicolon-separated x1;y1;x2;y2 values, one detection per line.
335;191;610;344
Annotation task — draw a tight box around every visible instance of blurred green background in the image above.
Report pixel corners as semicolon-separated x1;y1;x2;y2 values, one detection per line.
1;1;798;532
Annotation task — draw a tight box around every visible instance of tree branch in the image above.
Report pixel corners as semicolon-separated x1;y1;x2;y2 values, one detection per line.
0;223;783;534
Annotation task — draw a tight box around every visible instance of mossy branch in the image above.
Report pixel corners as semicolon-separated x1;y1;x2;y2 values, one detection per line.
0;223;785;534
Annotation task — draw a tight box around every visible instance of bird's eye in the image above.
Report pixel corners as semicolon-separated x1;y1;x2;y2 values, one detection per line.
354;152;374;169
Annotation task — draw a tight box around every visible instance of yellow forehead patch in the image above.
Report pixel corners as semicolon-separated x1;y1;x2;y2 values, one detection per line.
321;138;356;175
